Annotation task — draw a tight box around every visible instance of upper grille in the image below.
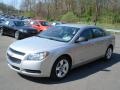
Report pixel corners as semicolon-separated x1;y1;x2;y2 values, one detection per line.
9;48;25;56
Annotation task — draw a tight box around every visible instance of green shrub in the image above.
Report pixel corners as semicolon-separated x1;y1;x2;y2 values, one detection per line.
61;12;79;23
112;13;120;24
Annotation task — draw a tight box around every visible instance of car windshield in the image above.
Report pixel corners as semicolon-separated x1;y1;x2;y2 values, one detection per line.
30;21;37;25
14;21;25;26
40;21;49;26
37;26;79;42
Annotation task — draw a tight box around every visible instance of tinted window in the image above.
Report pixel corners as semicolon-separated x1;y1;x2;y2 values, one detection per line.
80;29;93;40
30;21;38;25
92;28;105;38
13;21;25;26
9;21;15;26
40;21;49;26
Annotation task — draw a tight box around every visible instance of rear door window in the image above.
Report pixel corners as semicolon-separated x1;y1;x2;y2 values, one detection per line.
92;28;106;38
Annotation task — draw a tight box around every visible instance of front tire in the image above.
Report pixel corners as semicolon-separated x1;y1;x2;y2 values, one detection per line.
50;57;71;80
15;31;21;40
0;28;4;36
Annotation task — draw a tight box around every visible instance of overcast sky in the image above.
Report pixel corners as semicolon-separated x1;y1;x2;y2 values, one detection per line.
0;0;21;9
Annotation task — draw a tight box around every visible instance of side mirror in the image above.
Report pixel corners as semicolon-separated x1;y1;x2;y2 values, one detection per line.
75;37;86;43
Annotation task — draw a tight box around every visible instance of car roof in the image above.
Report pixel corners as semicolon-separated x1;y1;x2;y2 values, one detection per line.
58;24;98;29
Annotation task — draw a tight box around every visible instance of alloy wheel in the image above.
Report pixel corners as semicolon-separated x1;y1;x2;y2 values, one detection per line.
55;59;69;78
106;48;113;60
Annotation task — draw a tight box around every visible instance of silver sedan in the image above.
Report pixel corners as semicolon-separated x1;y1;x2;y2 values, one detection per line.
7;24;115;80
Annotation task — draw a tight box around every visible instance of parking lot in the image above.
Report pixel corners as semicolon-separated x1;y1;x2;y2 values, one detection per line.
0;35;120;90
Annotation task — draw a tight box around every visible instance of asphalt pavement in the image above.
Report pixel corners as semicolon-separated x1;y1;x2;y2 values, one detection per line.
0;35;120;90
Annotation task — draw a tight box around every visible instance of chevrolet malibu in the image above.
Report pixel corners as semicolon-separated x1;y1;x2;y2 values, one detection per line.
7;24;115;80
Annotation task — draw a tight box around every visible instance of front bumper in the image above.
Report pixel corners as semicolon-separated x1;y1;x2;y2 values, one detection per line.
7;52;53;77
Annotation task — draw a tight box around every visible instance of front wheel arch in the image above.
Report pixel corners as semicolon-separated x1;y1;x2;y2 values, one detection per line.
50;54;72;80
57;54;72;66
0;28;4;35
14;31;21;40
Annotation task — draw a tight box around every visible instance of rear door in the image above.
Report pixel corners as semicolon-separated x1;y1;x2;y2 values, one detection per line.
91;28;108;57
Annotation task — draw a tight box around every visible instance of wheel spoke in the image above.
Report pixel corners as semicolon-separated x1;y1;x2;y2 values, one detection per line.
106;48;112;59
60;60;64;66
64;63;68;68
62;67;67;74
56;66;60;71
57;71;63;77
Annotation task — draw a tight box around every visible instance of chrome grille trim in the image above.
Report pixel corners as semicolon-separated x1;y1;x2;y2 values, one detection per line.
9;48;25;56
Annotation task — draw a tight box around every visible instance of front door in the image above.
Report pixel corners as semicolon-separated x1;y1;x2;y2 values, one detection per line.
72;28;97;65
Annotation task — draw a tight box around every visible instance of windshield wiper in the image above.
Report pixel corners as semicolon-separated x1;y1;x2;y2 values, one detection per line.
36;35;66;42
36;35;54;40
45;37;66;42
36;35;45;38
46;37;55;40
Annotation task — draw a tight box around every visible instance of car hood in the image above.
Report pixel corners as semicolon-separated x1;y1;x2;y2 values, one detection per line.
9;36;66;54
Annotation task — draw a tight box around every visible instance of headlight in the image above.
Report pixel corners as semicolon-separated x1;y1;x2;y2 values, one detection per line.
25;52;49;61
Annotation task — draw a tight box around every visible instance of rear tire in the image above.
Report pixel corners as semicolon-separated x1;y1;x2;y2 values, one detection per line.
104;47;113;60
50;56;71;80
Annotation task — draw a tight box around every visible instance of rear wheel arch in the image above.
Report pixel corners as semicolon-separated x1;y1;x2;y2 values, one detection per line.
108;44;113;50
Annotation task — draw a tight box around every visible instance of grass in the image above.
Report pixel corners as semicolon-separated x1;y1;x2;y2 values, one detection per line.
77;22;120;30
